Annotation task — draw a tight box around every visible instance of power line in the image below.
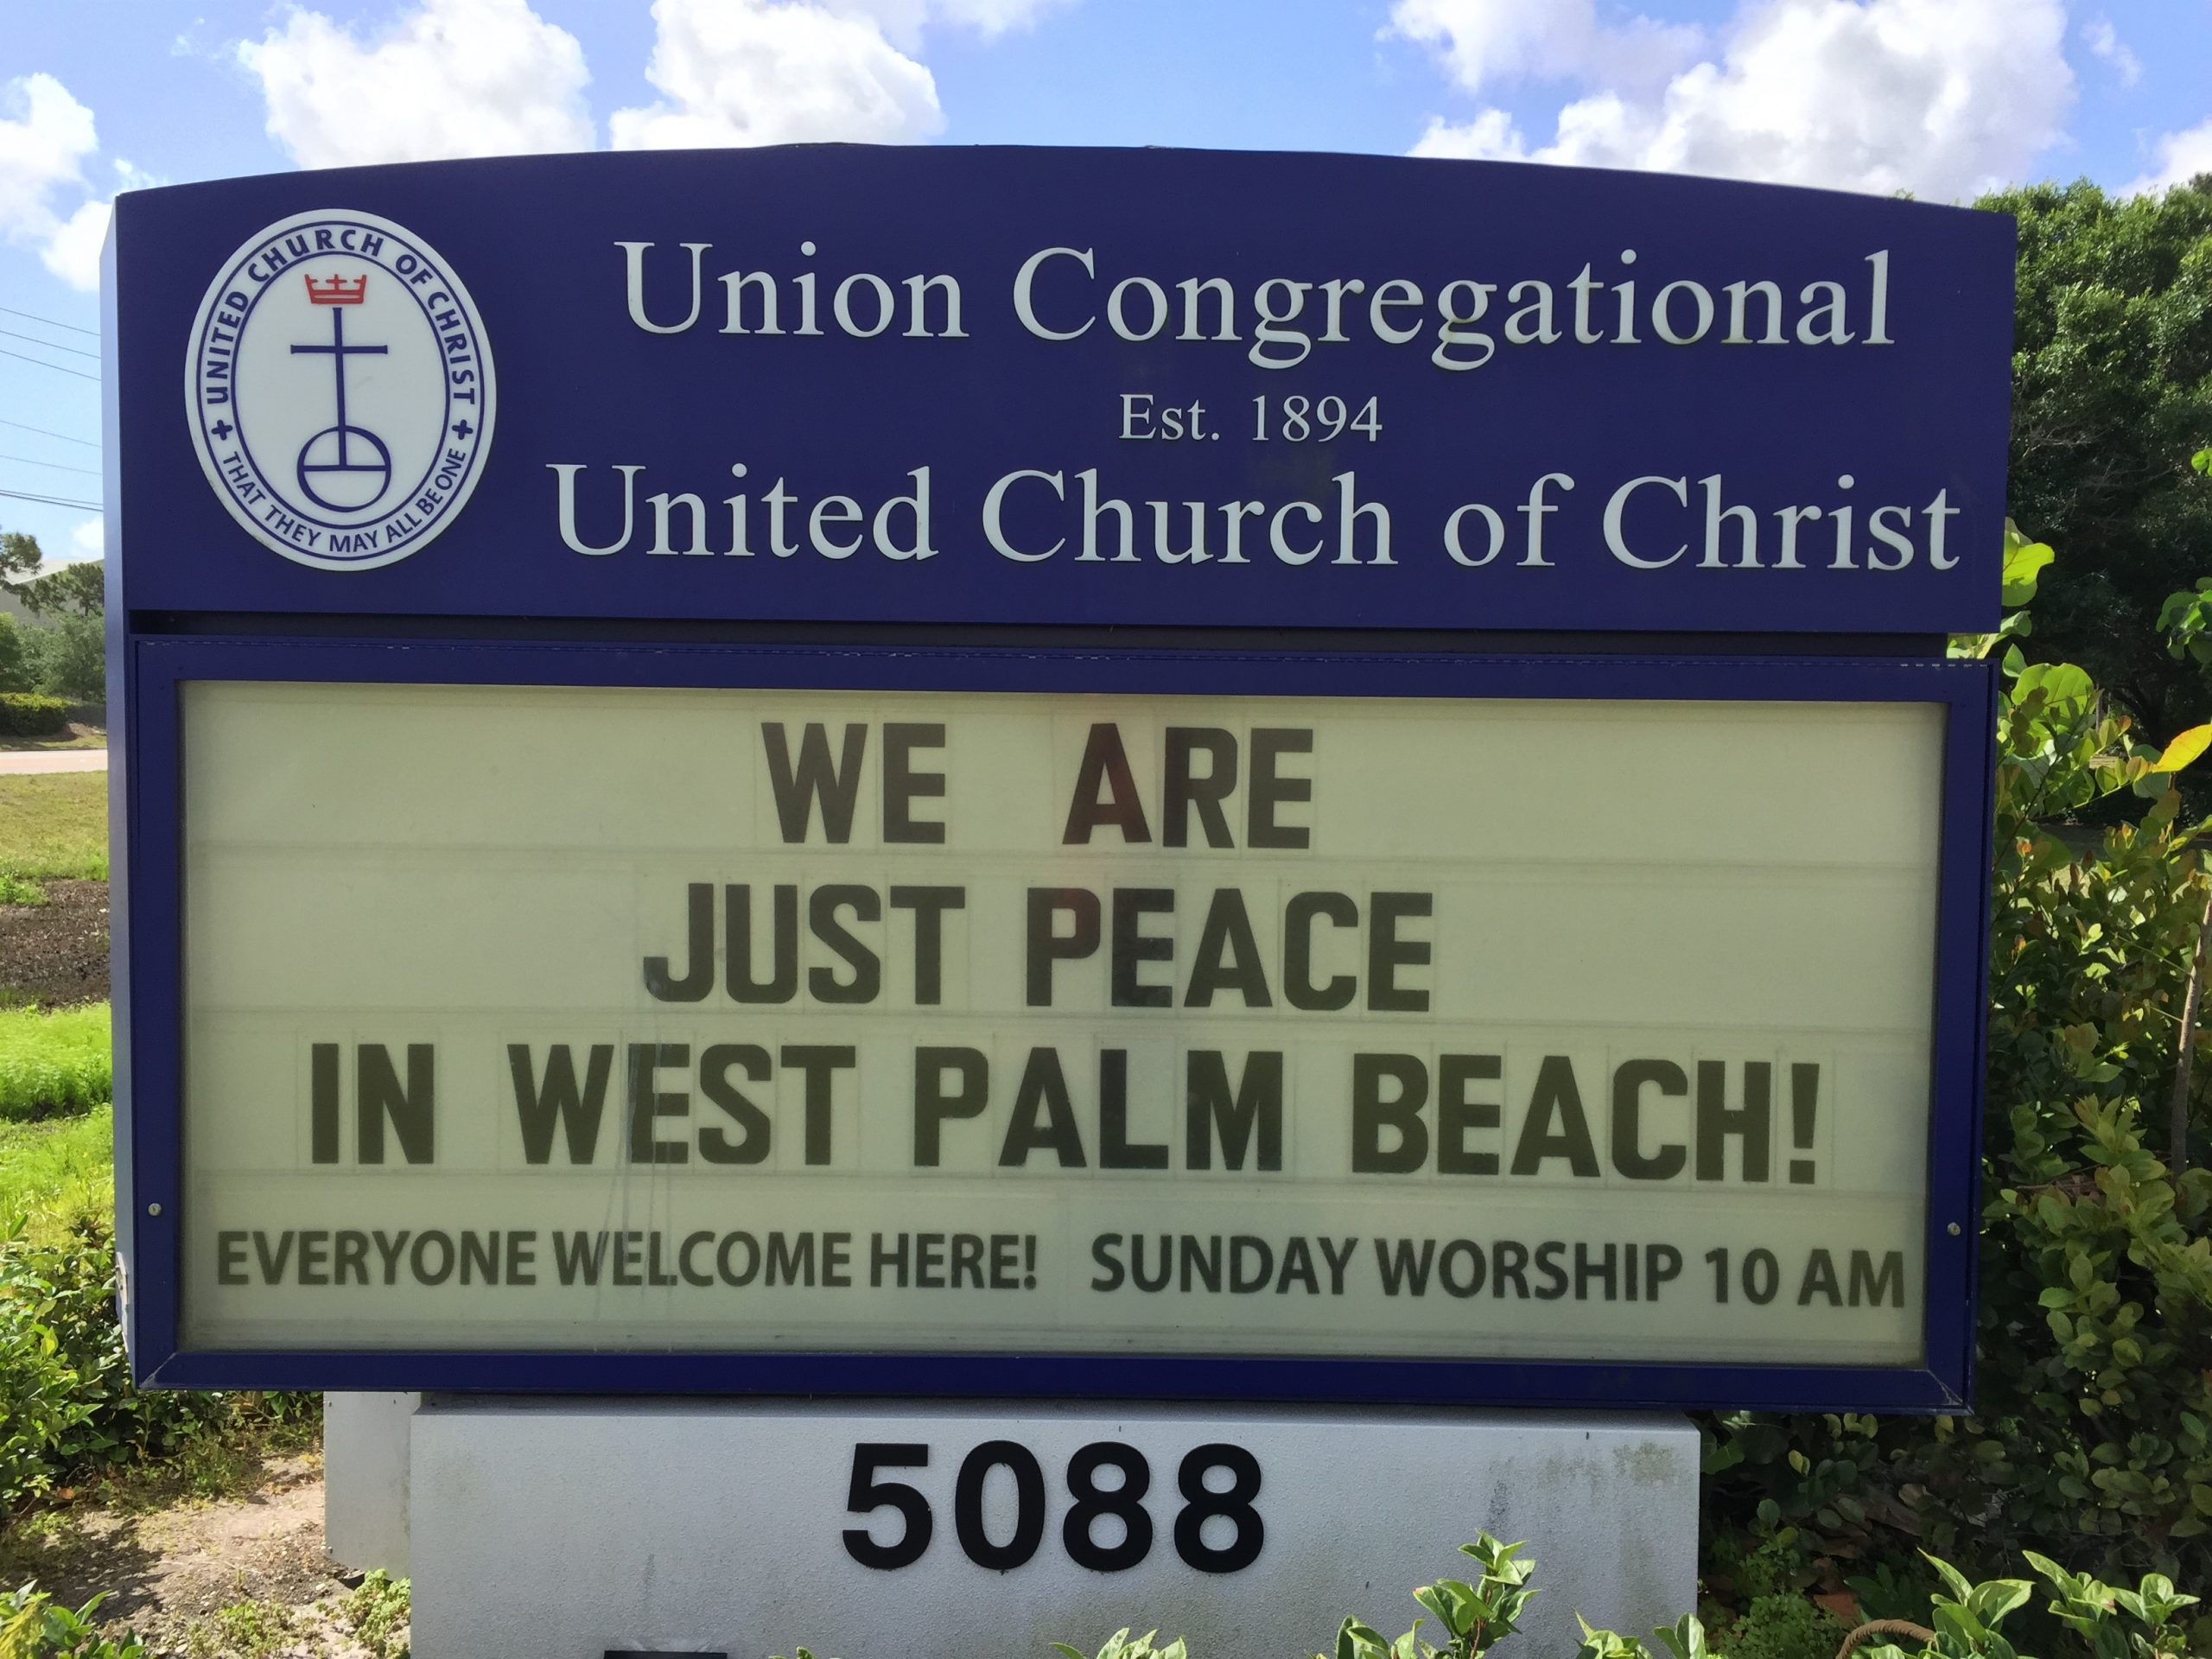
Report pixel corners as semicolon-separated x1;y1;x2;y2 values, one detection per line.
0;346;98;383
0;303;96;339
0;486;101;512
0;327;98;361
0;453;100;477
0;417;98;449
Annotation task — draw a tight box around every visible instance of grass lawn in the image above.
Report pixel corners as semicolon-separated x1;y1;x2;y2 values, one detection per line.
0;772;106;883
0;1004;112;1121
0;1104;111;1243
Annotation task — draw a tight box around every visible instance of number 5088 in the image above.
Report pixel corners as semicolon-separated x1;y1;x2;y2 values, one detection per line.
842;1440;1264;1574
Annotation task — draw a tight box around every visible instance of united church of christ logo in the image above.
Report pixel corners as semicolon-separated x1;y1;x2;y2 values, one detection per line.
186;209;494;571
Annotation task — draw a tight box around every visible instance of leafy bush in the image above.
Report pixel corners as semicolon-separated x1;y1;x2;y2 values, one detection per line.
188;1599;297;1659
1053;1635;1185;1659
0;1583;147;1658
1317;1535;1538;1659
0;696;70;740
0;617;33;696
1708;1595;1843;1659
1700;540;2212;1639
18;618;100;707
0;1006;111;1122
337;1571;410;1659
1026;1533;2193;1659
0;1217;314;1517
0;1229;90;1513
25;1223;232;1477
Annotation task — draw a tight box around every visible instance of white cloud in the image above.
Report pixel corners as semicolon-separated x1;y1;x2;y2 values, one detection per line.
228;0;1066;165
607;0;1073;149
841;0;1071;49
1406;0;2074;201
65;518;104;564
0;73;104;292
238;0;593;168
1389;0;1702;99
1412;107;1525;161
927;0;1070;38
41;198;110;291
2127;118;2212;196
2082;16;2140;87
1391;0;1601;89
610;0;944;149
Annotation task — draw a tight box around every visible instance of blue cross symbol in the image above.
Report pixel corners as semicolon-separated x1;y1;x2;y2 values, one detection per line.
291;284;392;512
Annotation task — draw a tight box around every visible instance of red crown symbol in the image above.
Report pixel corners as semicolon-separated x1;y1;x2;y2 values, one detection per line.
304;273;368;305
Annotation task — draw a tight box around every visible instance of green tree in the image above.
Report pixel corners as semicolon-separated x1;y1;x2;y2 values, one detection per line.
0;525;104;619
18;560;103;619
0;614;32;694
1990;176;2212;745
0;528;42;597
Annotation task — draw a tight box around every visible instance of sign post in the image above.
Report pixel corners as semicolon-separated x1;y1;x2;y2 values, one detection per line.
107;145;2010;1656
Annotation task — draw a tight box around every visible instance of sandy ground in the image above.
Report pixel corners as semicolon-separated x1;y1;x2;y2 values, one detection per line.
8;1457;404;1658
0;748;107;772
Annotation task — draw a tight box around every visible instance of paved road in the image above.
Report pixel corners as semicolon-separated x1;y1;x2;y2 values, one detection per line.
0;748;107;773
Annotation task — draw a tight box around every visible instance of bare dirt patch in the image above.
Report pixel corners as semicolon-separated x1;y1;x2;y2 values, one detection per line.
9;1455;403;1657
0;719;108;752
0;877;109;1006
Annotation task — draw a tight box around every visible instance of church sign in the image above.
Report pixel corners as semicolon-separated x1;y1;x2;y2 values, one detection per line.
106;146;2008;1410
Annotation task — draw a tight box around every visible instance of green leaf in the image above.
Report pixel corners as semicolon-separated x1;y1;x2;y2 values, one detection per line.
1649;1613;1709;1659
2002;521;2056;606
1925;1551;1977;1602
1968;1578;2033;1625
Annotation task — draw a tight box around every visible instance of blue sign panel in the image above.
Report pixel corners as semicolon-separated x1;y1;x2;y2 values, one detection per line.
111;146;2010;633
106;148;2004;1414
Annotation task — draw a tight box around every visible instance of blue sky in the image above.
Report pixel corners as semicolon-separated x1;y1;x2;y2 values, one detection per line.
3;0;2210;565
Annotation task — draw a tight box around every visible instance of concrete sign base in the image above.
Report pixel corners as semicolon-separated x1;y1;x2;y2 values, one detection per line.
404;1398;1697;1659
323;1392;416;1576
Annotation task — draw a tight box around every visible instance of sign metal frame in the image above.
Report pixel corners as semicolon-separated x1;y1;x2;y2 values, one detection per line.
114;633;1993;1412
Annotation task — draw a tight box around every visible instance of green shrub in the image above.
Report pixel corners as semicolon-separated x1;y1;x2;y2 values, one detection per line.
0;1216;315;1513
0;695;70;739
337;1570;410;1659
1709;1595;1843;1659
0;1228;90;1512
0;1006;111;1122
14;1221;234;1480
0;616;33;696
1315;1535;1538;1659
189;1599;296;1658
19;617;101;706
1700;540;2212;1631
1053;1635;1185;1659
1031;1532;2194;1659
0;1583;147;1658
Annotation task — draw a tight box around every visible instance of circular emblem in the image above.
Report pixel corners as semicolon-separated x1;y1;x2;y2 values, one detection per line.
185;209;494;572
